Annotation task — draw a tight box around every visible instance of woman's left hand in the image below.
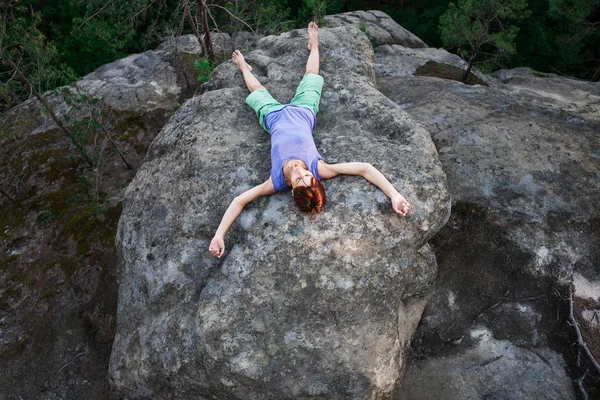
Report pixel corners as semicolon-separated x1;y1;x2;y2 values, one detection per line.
209;235;225;258
391;194;411;216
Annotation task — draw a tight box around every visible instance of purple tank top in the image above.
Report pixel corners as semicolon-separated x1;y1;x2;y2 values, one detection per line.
264;105;322;192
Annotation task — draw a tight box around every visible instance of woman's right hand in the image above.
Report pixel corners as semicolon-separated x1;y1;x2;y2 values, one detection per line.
209;235;225;258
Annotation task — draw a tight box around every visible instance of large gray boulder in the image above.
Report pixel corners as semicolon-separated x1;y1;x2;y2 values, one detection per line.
77;42;201;113
377;73;600;281
109;26;450;398
376;41;599;399
6;35;204;139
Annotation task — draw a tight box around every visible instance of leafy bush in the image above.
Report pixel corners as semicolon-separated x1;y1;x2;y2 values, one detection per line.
0;5;76;111
39;210;56;225
195;57;215;83
297;0;344;26
220;0;292;32
439;0;530;81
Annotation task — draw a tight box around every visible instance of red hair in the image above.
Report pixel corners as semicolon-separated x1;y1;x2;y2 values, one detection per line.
292;177;326;215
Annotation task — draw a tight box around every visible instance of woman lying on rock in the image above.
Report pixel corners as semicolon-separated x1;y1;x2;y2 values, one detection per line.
209;22;411;258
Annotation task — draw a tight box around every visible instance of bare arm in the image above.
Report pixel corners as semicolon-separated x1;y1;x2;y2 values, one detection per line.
318;161;411;215
209;178;275;258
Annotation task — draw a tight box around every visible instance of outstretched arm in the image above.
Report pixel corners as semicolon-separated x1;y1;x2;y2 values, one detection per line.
318;161;411;215
209;178;275;258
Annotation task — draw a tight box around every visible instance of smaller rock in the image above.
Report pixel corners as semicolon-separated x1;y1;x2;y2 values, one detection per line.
396;331;575;400
325;10;426;48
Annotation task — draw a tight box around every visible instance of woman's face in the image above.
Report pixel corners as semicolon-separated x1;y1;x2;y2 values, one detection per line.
291;167;314;189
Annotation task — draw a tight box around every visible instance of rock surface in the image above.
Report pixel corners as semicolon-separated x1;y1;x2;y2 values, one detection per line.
377;71;599;281
374;44;466;78
325;10;427;49
109;26;450;399
0;34;203;400
6;33;204;138
4;9;597;400
493;67;600;121
369;18;599;399
399;328;575;400
77;49;183;112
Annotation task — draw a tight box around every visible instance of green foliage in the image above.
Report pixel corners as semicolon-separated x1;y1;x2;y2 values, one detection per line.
546;0;598;75
220;0;293;32
90;191;110;216
62;167;108;216
44;0;177;76
66;171;92;206
40;86;118;216
38;210;56;225
195;57;215;83
297;0;344;26
358;22;378;45
439;0;530;79
511;0;599;79
1;0;598;105
0;127;16;140
0;3;76;111
59;87;106;165
384;0;451;47
548;0;595;22
358;22;370;35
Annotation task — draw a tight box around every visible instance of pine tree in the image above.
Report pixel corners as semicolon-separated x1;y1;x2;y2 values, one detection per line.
439;0;530;81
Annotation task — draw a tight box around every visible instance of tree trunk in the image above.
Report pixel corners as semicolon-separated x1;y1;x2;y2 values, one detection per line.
462;60;474;82
182;0;204;57
462;51;478;83
195;0;214;62
100;124;133;169
591;66;600;82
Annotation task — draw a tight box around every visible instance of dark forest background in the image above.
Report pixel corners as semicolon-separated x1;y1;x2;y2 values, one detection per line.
1;0;599;111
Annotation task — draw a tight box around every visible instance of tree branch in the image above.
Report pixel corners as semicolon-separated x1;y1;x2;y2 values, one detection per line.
128;0;159;22
99;120;132;169
0;53;94;167
195;0;214;61
78;0;112;29
181;0;204;55
569;286;600;375
577;370;589;400
207;3;256;35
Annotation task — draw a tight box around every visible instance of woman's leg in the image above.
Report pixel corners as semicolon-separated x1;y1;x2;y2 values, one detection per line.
305;22;320;76
232;50;265;92
237;50;283;132
289;22;324;115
